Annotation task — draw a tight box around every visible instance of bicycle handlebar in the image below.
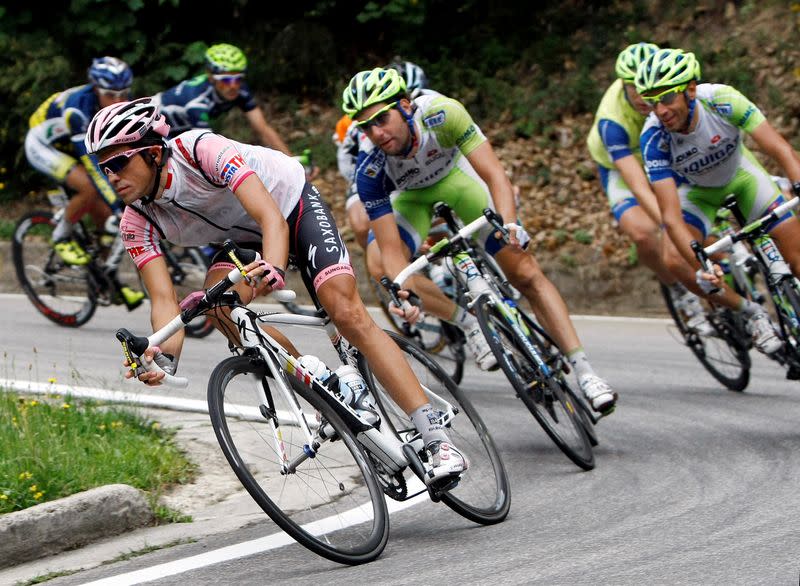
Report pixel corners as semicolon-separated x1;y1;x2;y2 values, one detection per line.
115;239;295;388
702;196;800;257
392;207;507;287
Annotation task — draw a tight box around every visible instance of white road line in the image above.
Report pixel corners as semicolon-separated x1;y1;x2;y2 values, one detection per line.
79;484;429;586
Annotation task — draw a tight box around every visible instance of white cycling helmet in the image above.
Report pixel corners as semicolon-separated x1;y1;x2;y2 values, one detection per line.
85;97;170;155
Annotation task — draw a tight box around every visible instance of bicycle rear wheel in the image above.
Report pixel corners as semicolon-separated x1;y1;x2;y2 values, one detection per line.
359;331;510;525
207;354;389;565
770;277;800;374
475;296;595;471
12;210;97;327
660;284;750;391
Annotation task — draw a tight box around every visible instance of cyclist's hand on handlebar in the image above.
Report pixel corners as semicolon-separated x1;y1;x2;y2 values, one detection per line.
501;222;531;250
695;265;723;294
242;260;286;297
124;346;176;386
388;289;422;325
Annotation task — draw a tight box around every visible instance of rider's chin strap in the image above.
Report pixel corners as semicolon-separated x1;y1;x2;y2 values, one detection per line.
141;146;172;205
681;91;697;134
397;99;418;158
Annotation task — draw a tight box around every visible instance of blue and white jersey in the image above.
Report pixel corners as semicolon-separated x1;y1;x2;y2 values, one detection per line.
640;83;765;187
155;75;258;137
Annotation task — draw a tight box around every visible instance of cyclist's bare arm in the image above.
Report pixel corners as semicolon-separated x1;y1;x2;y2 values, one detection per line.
652;178;702;268
749;120;800;183
466;142;517;225
138;255;184;383
233;174;290;279
244;108;291;156
614;154;663;225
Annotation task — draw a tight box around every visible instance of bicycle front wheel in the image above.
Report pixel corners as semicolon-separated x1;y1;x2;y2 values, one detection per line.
475;296;595;471
12;211;97;327
660;284;750;391
360;331;510;525
207;354;389;565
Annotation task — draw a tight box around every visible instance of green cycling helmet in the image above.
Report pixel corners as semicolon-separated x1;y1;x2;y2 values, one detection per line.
635;48;701;94
615;42;659;82
206;43;247;74
342;68;407;117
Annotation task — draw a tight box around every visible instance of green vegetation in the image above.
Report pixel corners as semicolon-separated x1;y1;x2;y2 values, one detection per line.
0;0;795;199
0;391;196;515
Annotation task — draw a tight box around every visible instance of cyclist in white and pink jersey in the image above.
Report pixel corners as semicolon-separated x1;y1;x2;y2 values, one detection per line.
85;97;468;486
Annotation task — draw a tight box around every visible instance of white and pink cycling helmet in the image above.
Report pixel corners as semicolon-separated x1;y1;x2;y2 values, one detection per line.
85;97;170;155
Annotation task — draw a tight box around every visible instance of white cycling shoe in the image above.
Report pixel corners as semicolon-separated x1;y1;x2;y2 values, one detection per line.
424;440;469;488
747;312;782;355
466;325;498;370
676;291;714;336
578;373;618;414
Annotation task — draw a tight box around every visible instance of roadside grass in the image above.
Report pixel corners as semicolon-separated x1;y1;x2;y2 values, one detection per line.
0;217;13;240
0;391;197;517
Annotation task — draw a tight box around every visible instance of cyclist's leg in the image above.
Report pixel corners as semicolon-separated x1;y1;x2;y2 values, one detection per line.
602;166;675;283
25;130;92;264
442;159;616;410
63;165;112;229
292;183;467;480
682;173;782;353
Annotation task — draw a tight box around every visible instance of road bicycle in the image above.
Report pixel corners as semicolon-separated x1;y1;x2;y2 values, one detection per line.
12;187;214;338
384;203;598;471
687;194;800;385
115;240;510;564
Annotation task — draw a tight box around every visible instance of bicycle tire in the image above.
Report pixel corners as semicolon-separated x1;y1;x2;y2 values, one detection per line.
474;295;595;470
772;277;800;367
360;331;510;524
207;354;389;565
522;316;599;447
660;284;750;392
12;210;98;327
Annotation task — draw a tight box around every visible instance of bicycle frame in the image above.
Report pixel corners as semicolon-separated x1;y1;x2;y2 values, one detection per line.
392;208;553;378
116;245;460;496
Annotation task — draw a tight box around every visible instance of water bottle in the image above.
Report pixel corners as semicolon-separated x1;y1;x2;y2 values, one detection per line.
297;355;331;383
332;364;380;426
451;252;491;296
755;236;791;281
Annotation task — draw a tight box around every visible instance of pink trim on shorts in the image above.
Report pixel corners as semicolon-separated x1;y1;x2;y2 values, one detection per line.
209;261;237;272
312;263;355;290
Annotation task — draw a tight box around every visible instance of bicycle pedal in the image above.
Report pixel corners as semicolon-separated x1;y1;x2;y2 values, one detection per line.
426;474;461;501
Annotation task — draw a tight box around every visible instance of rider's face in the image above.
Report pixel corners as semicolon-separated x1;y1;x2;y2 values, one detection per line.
356;100;413;156
646;81;697;132
209;71;244;101
623;82;652;116
100;146;161;205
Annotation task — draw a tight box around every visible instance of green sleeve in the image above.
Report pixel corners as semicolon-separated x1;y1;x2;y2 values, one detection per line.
421;97;487;155
710;84;765;133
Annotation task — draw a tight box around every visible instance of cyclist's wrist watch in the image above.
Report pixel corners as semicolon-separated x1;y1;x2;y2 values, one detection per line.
791;181;800;198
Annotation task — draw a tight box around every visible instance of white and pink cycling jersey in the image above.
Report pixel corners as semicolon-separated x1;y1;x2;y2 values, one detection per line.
120;129;305;269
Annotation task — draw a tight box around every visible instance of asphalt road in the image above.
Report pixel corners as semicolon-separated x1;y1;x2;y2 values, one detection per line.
2;295;800;585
